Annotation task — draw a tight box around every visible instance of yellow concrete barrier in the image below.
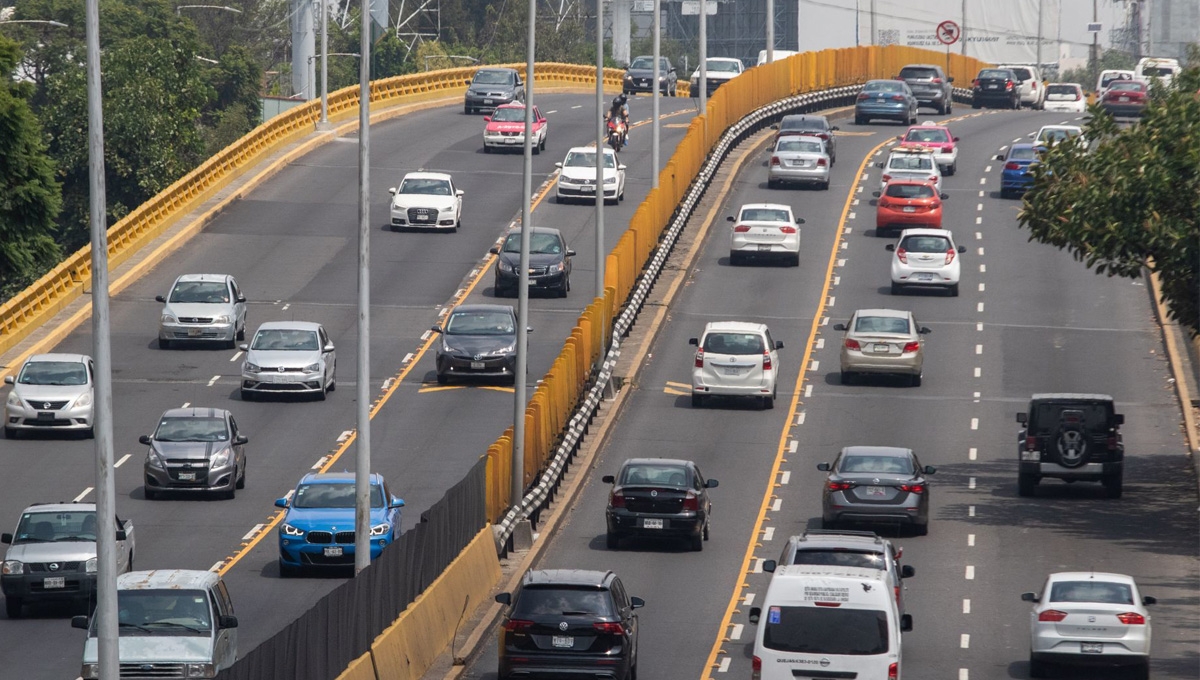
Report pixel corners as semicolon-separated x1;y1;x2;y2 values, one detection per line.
334;653;377;680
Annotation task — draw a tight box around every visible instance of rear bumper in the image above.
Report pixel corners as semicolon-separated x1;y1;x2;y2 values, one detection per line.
768;165;829;184
606;509;703;538
855;103;908;120
1019;460;1121;480
159;322;236;343
500;654;631;680
841;351;921;375
1100;103;1145;117
973;91;1015;104
691;382;774;397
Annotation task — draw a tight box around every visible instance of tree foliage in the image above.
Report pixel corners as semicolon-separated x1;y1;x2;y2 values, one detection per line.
1017;62;1200;333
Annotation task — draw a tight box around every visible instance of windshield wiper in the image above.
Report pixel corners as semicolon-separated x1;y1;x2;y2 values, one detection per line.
53;536;92;542
143;621;208;634
118;622;156;633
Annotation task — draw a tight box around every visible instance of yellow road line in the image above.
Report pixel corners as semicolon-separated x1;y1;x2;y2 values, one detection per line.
699;135;895;678
663;387;688;396
418;385;463;393
479;386;515;393
665;380;690;389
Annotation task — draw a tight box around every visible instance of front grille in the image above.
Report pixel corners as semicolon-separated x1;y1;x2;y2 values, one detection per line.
335;531;355;544
25;419;74;427
29;562;82;573
168;470;209;484
27;400;69;410
307;531;333;544
625;499;684;514
119;663;185;679
407;207;437;224
528;266;549;277
500;131;521;137
166;460;209;467
176;317;213;324
171;331;221;339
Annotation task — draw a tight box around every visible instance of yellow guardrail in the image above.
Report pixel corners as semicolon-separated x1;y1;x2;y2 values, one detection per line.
482;45;990;523
0;63;627;360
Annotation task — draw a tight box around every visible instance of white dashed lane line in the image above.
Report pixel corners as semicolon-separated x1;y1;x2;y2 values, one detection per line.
114;454;131;468
230;351;242;362
206;375;220;387
770;498;782;512
969;447;977;460
961;634;970;649
968;533;976;546
970;418;979;430
73;487;93;502
966;565;976;580
963;599;971;614
779;470;791;484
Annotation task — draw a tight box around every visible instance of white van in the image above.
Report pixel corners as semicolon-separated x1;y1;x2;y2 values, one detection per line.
1135;57;1181;87
750;566;911;680
757;49;799;66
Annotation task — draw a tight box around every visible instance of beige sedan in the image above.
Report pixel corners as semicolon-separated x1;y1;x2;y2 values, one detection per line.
835;309;930;386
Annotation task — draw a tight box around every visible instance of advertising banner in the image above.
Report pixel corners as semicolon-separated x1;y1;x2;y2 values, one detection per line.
871;0;1060;65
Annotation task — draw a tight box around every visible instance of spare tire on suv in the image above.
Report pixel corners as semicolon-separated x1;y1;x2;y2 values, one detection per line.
1016;394;1125;498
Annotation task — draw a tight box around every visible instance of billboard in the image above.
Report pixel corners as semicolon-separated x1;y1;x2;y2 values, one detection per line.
870;0;1060;65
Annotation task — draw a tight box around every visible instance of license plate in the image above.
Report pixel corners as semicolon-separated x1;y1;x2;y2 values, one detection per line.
580;186;595;193
722;367;741;375
987;84;998;89
872;343;891;353
1119;96;1129;102
483;98;494;105
642;518;664;529
902;206;916;213
43;577;65;589
178;472;196;481
324;546;343;557
866;486;886;497
37;412;54;421
757;245;773;251
552;635;573;648
188;327;204;337
505;137;517;144
1081;642;1102;654
269;374;294;383
791;160;808;167
470;361;485;370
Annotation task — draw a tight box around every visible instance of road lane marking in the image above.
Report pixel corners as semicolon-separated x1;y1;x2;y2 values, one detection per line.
975;344;983;354
969;505;975;517
804;384;813;398
242;524;264;541
230;351;242;362
968;533;975;546
788;440;798;453
977;302;984;313
976;203;983;211
779;470;791;484
281;303;289;311
815;338;825;349
976;322;983;331
979;282;985;292
828;296;835;307
663;386;689;396
571;105;582;109
729;623;744;641
970;418;978;430
545;110;556;114
420;330;431;341
969;477;977;489
114;454;131;468
963;598;971;614
809;360;819;371
796;411;806;424
979;263;986;272
743;593;755;606
973;392;980;402
402;353;414;364
761;527;775;541
966;565;975;579
848;212;856;220
979;177;986;185
961;634;970;648
984;165;992;172
959;669;969;680
770;498;782;511
974;367;981;377
977;246;984;255
181;402;190;408
752;558;764;573
73;487;92;502
969;447;977;460
337;430;353;442
717;658;731;673
975;231;982;240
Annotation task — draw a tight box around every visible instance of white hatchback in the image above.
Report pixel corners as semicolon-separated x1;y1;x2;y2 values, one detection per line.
1022;572;1155;680
727;203;805;266
887;229;965;296
879;149;942;194
1042;83;1087;113
689;322;783;409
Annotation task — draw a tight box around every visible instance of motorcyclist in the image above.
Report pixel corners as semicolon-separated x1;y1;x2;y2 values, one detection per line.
605;94;630;147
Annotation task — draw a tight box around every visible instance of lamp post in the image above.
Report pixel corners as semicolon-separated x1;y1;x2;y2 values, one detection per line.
0;19;70;27
175;5;243;15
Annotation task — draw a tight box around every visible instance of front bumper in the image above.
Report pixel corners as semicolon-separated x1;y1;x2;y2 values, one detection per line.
768;164;829;184
159;321;235;343
499;652;631;680
623;76;668;94
495;267;567;292
279;537;388;569
484;133;529;149
436;352;517;379
241;369;325;394
145;461;237;494
390;208;457;229
5;401;93;432
607;508;703;538
2;571;97;602
465;93;516;110
557;182;618;201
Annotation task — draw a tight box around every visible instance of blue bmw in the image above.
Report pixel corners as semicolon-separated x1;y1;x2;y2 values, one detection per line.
996;143;1045;198
274;472;404;576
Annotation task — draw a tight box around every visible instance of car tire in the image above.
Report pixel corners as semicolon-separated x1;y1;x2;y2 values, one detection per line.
84;426;94;440
946;163;956;176
691;393;705;408
1130;659;1149;680
236;464;246;489
789;253;800;267
841;370;855;386
236;324;245;341
224;339;237;350
949;283;959;297
144;486;158;501
767;178;779;190
703;520;710;541
820;180;830;190
762;394;774;410
913;521;928;536
436;373;449;386
690;533;703;551
532;142;540;156
315;383;327;401
1018;473;1038;497
558;276;569;298
1028;655;1049;678
464;105;472;115
3;427;17;440
223;483;236;501
5;596;22;619
910;373;922;387
891;282;903;296
483;145;491;154
540;135;547;152
158;338;171;349
1103;471;1123;499
972;101;981;109
606;532;620;550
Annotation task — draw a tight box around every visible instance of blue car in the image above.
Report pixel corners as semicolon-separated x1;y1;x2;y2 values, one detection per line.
996;143;1046;198
855;79;919;125
275;472;404;576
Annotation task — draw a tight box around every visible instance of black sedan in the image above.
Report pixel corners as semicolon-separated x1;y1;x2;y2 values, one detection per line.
817;446;935;536
602;458;718;551
971;68;1021;109
431;304;522;385
490;227;574;297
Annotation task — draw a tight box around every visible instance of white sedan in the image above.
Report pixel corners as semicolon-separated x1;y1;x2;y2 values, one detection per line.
555;147;625;205
1022;572;1155;680
388;172;463;231
727;203;805;267
886;229;965;296
878;149;943;194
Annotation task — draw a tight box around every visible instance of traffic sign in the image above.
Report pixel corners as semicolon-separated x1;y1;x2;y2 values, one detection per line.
936;20;961;46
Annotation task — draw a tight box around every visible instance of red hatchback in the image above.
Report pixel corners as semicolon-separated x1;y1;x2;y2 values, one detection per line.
1100;81;1147;118
874;180;946;236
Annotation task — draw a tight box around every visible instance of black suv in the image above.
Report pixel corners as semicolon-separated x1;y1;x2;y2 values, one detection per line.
897;63;954;114
1016;393;1125;498
495;569;644;680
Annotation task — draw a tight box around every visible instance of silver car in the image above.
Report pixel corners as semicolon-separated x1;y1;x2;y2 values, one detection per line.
835;309;931;386
142;408;248;500
3;353;94;439
156;274;247;349
1;502;134;618
239;321;336;401
816;446;936;536
767;135;830;190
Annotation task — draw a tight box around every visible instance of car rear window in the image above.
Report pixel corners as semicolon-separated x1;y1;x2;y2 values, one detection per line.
852;316;911;335
888;155;933;171
1008;68;1033;81
838;454;914;474
513;586;615;618
1108;81;1145;92
1029;402;1110;432
885;183;935;199
1141;65;1176;77
703;332;765;355
899;235;951;253
1100;73;1132;88
739;207;791;222
1049;581;1134;604
904;128;950;144
791;549;886;570
781;116;827;132
898;67;938;80
979;69;1010;79
1009;147;1038;161
1046;84;1080;97
763;606;889;655
776;139;823;154
862;80;904;93
620;463;690;487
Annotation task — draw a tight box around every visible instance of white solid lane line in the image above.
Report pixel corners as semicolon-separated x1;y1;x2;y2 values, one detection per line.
230;351;242;362
73;487;93;502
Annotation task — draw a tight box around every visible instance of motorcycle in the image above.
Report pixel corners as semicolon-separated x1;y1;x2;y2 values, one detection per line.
607;118;627;154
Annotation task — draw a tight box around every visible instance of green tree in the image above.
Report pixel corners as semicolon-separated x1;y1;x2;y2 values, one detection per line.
0;36;62;298
1017;62;1200;333
201;44;264;154
1061;48;1137;91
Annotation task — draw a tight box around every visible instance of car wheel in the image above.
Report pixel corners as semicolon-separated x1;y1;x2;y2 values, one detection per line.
1028;655;1049;678
540;134;547;152
910;373;922;387
703;519;710;541
820;180;830;191
971;101;981;109
606;532;620;550
223;483;236;501
558;276;569;298
891;282;903;295
1103;471;1123;499
762;394;774;410
629;661;638;680
1130;659;1150;680
729;252;742;266
225;338;237;350
483;145;491;154
464;105;472;115
789;253;800;267
767;178;779;189
912;521;929;537
236;324;245;341
158;338;171;349
144;486;158;501
840;370;855;385
1017;473;1038;497
999;188;1012;199
691;393;705;408
5;596;22;619
3;427;17;440
946;163;956;176
236;464;246;489
84;426;94;440
436;373;449;386
948;283;959;297
532;142;540;155
690;533;703;551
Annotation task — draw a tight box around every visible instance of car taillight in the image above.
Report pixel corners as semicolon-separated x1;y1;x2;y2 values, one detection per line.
1116;612;1145;625
609;491;625;508
505;619;534;632
1038;610;1068;622
770;156;781;166
972;78;980;88
857;93;870;101
902;341;920;353
1006;80;1014;90
896;247;908;264
816;132;830;140
1026;435;1038;450
828;481;854;491
694;349;704;368
945;248;956;265
733;224;751;233
593;621;625;634
1005;162;1021;171
931;77;943;84
817;158;827;167
845;339;861;350
882;173;892;183
888;663;898;680
894;585;901;604
929;175;939;183
762;350;773;371
779;226;797;234
1107;435;1118;450
1074;92;1082;101
682;491;699;512
752;656;762;680
890;94;906;101
899;483;925;494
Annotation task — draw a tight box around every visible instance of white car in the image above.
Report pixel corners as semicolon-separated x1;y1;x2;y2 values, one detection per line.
239;321;337;401
1031;124;1083;147
689;57;744;96
886;228;965;296
388;172;463;231
689;321;782;409
727;203;804;266
156;273;247;349
555;146;625;205
1134;56;1181;87
1042;83;1087;113
3;354;95;439
1096;69;1136;96
996;63;1045;108
879;148;942;194
1022;572;1155;680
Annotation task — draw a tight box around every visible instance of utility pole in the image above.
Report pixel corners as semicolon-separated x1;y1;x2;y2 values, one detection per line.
766;0;774;64
353;0;372;576
595;0;605;294
961;0;967;56
796;0;801;52
513;0;537;517
870;0;877;45
1036;0;1044;70
652;0;660;188
1091;0;1100;83
699;0;707;114
320;0;329;126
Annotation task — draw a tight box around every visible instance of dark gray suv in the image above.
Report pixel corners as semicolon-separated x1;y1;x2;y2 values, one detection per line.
464;68;524;114
1017;394;1125;498
897;64;954;114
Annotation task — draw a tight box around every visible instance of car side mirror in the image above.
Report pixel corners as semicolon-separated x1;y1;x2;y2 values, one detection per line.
390;497;405;508
388;187;397;196
0;533;11;544
1016;412;1028;424
489;246;500;255
554;162;563;168
601;474;615;484
875;162;884;168
526;327;534;334
238;343;249;351
896;135;903;141
274;497;289;508
618;164;627;171
872;191;881;198
323;343;335;353
923;465;937;475
1113;414;1125;426
139;435;152;446
482;116;491;122
995;153;1005;161
219;615;238;629
1142;595;1156;605
234;435;249;446
748;607;762;624
957;245;966;254
630;596;645;609
770;124;779;130
456;190;464;197
155;295;166;303
886;244;896;252
762;559;777;573
495;592;512;606
919;327;932;334
72;615;89;630
953;136;960;141
948;76;955;83
705;479;719;488
900;614;913;632
688;338;699;346
816;462;831;471
901;565;915;578
774;341;784;350
1021;592;1038;602
830;126;839;131
566;249;577;257
236;296;246;304
833;323;847;331
795;218;805;225
940;193;950;200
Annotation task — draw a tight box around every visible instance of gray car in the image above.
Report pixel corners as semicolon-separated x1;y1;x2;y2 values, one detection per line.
623;55;677;96
3;353;95;439
1;502;134;618
835;309;931;386
817;446;936;536
142;407;248;500
767;135;830;190
156;273;247;349
897;63;954;114
763;530;915;615
464;68;524;114
239;321;337;400
431;304;522;385
773;114;838;164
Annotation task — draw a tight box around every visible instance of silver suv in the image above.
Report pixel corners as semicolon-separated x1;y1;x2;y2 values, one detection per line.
1;502;135;618
156;274;247;350
762;530;914;614
897;64;955;114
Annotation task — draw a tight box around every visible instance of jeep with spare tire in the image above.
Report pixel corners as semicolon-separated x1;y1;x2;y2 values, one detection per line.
1016;394;1125;498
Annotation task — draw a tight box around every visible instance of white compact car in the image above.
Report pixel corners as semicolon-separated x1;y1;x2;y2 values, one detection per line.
239;321;337;401
887;229;965;296
1022;572;1155;680
879;148;942;194
727;203;805;266
1042;83;1087;113
1031;124;1083;147
156;273;247;349
4;354;95;439
388;172;463;231
689;321;783;409
555;146;625;205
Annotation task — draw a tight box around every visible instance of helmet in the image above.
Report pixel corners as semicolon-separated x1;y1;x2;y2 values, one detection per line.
614;94;627;107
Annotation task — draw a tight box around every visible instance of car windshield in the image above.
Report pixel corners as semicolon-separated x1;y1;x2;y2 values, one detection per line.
1038;129;1079;143
706;59;741;73
905;128;950;144
763;606;889;655
13;511;98;543
863;81;904;93
251;329;319;351
838;454;915;474
703;332;765;355
168;281;229;304
502;232;564;255
898;67;938;80
899;235;951;253
293;482;385;508
776;139;823;154
1049;581;1134;604
444;310;515;336
1109;82;1144;92
104;590;212;637
490;107;526;122
629;57;668;70
885;183;935;199
1009;147;1039;161
473;70;513;85
398;178;452;195
563;151;616;169
512;586;615;618
154;417;229;442
1141;66;1175;77
889;155;934;171
1046;85;1079;98
853;315;911;335
17;361;88;386
792;549;886;570
739;208;791;223
979;69;1010;79
619;464;690;487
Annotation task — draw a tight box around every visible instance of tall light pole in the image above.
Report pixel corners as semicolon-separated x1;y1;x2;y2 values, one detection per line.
870;0;876;45
699;0;707;114
320;0;329;126
1035;0;1044;70
796;0;801;53
175;4;243;14
652;0;660;187
595;0;605;295
1091;0;1099;83
766;0;774;64
512;0;537;517
353;0;372;575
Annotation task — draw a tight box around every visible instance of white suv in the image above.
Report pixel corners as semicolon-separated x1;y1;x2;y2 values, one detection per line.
689;322;783;409
887;228;966;296
996;64;1045;108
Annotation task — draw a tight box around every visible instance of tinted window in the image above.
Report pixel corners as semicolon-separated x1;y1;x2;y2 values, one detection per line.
888;155;933;171
776;139;823;154
17;361;88;386
1046;85;1079;97
473;70;513;85
513;586;615;617
1049;581;1134;604
14;511;97;543
898;67;938;80
1029;403;1111;431
399;178;452;195
852;316;911;335
154;417;229;442
885;183;935;199
781;116;827;132
293;482;385;508
502;232;564;254
763;606;889;655
444;310;515;335
1141;66;1175;77
620;463;690;487
169;281;229;304
703;332;765;355
979;69;1011;79
739;207;791;222
1109;82;1144;92
863;81;904;93
899;235;951;253
838;454;915;474
1009;147;1038;161
792;549;886;570
1009;68;1033;81
490;107;525;122
251;329;319;351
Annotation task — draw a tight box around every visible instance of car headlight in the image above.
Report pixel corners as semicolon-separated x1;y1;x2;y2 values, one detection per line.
85;557;97;573
623;74;632;81
81;664;99;679
553;262;565;272
392;201;406;210
184;663;216;679
1;560;24;575
74;392;93;408
498;260;515;273
244;362;260;373
213;315;232;324
281;523;305;537
370;523;391;536
210;447;232;468
6;392;20;407
489;344;516;356
304;362;321;373
147;451;165;469
161;314;177;324
604;176;617;184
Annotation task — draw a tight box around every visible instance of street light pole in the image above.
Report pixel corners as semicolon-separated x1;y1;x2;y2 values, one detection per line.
353;0;372;576
513;0;537;518
595;0;605;295
320;0;329;126
0;19;70;27
652;0;660;188
766;0;774;65
699;0;707;114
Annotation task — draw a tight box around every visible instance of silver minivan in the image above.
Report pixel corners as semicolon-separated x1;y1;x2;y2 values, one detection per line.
73;569;237;680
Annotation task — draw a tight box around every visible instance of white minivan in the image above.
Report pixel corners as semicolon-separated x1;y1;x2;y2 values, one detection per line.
1135;57;1181;88
750;566;912;680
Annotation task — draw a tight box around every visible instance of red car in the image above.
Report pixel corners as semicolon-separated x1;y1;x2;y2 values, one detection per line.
482;103;548;153
897;123;959;175
874;179;946;236
1100;81;1147;118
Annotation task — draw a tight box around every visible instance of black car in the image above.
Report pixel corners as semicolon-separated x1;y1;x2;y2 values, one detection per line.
972;68;1021;109
1016;393;1125;498
772;114;838;164
623;55;677;96
897;63;954;114
495;569;644;680
817;446;936;536
464;68;525;114
430;304;521;384
602;458;718;551
490;227;574;297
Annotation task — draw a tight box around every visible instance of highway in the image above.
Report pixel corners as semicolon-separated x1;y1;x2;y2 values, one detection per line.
0;92;700;678
457;106;1200;679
